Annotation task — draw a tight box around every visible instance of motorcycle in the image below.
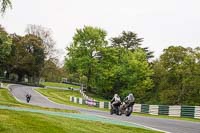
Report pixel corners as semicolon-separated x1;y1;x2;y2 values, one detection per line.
118;102;133;116
26;94;31;103
110;102;121;115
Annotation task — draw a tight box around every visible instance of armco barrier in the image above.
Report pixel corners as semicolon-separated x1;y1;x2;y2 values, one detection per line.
133;104;141;112
69;96;200;119
99;102;104;108
149;105;159;115
104;102;109;109
158;105;169;115
181;106;195;118
141;104;149;113
169;105;181;117
195;106;200;119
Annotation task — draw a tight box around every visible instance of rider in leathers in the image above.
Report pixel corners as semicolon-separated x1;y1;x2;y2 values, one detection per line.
124;93;135;108
111;94;121;111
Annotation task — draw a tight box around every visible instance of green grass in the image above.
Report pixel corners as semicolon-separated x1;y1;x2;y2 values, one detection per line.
0;88;77;113
0;109;159;133
40;82;80;89
36;88;109;111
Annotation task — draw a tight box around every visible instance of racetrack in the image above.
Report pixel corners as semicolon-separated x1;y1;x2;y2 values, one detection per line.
9;84;200;133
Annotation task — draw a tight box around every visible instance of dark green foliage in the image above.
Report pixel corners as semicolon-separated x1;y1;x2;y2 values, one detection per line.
0;25;12;67
40;60;66;82
151;46;200;105
7;34;45;83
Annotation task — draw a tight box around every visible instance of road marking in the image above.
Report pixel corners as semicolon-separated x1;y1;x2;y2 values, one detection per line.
93;114;171;133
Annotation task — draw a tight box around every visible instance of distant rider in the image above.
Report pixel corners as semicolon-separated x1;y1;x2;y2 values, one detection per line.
26;93;32;103
111;94;121;110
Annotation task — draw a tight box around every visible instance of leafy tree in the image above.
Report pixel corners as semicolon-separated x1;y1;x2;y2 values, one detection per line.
8;34;45;82
65;26;107;91
110;31;154;60
151;46;200;105
65;27;154;102
94;47;154;100
0;25;12;76
25;24;57;60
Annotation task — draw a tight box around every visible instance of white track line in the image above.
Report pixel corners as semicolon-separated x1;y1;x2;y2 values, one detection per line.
94;114;171;133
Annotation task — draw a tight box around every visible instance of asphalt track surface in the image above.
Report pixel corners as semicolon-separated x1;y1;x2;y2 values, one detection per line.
9;84;200;133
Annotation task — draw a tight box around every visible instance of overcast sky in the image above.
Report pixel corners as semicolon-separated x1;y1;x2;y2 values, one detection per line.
1;0;200;62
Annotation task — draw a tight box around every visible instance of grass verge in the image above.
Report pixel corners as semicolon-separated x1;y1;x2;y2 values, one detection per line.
36;88;108;111
0;109;160;133
40;82;80;89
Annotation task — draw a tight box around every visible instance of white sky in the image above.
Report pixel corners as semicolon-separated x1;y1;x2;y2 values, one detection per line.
1;0;200;62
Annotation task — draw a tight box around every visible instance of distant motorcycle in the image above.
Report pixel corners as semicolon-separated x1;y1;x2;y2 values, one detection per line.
26;94;32;103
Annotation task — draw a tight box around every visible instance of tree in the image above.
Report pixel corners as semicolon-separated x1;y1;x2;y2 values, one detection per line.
151;46;200;105
0;0;12;15
0;25;12;76
8;34;45;83
93;47;154;100
65;27;154;102
25;24;57;60
41;59;66;82
110;31;154;60
65;26;107;91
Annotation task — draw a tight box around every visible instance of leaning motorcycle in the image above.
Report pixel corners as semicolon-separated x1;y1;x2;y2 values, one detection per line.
110;102;121;115
119;102;133;116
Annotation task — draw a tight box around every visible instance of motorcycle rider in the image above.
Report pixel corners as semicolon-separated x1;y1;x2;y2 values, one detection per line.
110;94;121;114
124;93;135;108
26;93;32;103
